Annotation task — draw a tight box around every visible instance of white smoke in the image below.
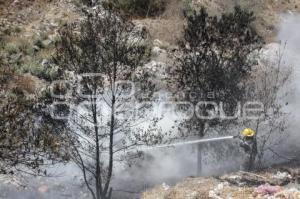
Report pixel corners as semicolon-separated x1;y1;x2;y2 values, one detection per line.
276;14;300;155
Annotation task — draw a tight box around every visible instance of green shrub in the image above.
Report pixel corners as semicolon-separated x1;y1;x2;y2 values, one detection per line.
32;33;49;49
19;61;59;80
3;39;34;60
72;0;82;7
3;28;12;35
17;38;32;55
13;26;22;34
5;43;19;55
19;61;42;75
0;37;5;50
104;0;166;17
182;0;194;16
2;26;22;36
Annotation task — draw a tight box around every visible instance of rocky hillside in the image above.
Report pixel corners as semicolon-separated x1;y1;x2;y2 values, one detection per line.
1;0;299;72
1;0;300;50
136;0;300;45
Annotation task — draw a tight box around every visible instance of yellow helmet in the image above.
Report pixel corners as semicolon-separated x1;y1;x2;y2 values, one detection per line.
241;128;255;137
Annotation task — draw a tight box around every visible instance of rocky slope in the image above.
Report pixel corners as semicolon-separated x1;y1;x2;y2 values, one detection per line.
142;165;300;199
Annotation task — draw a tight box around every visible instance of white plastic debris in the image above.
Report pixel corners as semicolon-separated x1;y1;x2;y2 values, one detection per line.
209;182;228;199
208;190;222;199
272;171;292;180
162;182;170;190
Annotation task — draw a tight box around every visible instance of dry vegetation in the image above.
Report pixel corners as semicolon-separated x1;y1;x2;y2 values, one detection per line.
134;0;185;46
142;166;300;199
135;0;300;45
0;0;80;82
191;0;300;42
141;177;253;199
1;0;300;54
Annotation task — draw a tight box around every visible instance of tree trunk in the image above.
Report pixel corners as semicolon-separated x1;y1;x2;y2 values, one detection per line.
102;88;116;199
197;143;202;176
196;123;205;176
92;97;102;199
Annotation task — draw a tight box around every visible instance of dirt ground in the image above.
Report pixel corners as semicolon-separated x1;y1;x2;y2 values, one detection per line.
142;165;300;199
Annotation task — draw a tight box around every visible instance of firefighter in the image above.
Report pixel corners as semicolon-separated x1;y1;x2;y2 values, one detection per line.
240;128;256;153
238;128;257;170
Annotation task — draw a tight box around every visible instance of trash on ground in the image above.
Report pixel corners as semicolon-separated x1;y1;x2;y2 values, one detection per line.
253;183;282;196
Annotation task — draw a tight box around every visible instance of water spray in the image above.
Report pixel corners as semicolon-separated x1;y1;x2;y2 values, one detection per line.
135;128;255;152
141;136;235;151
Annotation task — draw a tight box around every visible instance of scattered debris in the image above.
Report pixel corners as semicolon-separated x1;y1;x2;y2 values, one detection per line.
220;171;267;186
209;190;222;199
162;183;170;191
221;170;294;187
209;182;228;199
274;172;290;179
143;167;300;199
253;183;282;197
272;171;292;185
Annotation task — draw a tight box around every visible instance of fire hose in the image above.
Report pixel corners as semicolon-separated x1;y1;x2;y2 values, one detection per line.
137;128;256;151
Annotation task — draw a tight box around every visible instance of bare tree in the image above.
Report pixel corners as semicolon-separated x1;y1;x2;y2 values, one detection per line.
54;8;163;199
173;6;263;175
243;44;292;170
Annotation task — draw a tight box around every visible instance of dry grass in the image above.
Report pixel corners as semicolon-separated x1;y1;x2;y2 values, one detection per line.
164;178;214;199
135;18;184;46
219;186;254;199
134;0;185;46
14;74;40;94
1;0;79;38
142;177;256;199
0;65;42;94
141;178;217;199
135;0;300;46
142;166;300;199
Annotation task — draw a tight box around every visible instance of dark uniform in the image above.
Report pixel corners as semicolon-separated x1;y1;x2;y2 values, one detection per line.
239;128;256;171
